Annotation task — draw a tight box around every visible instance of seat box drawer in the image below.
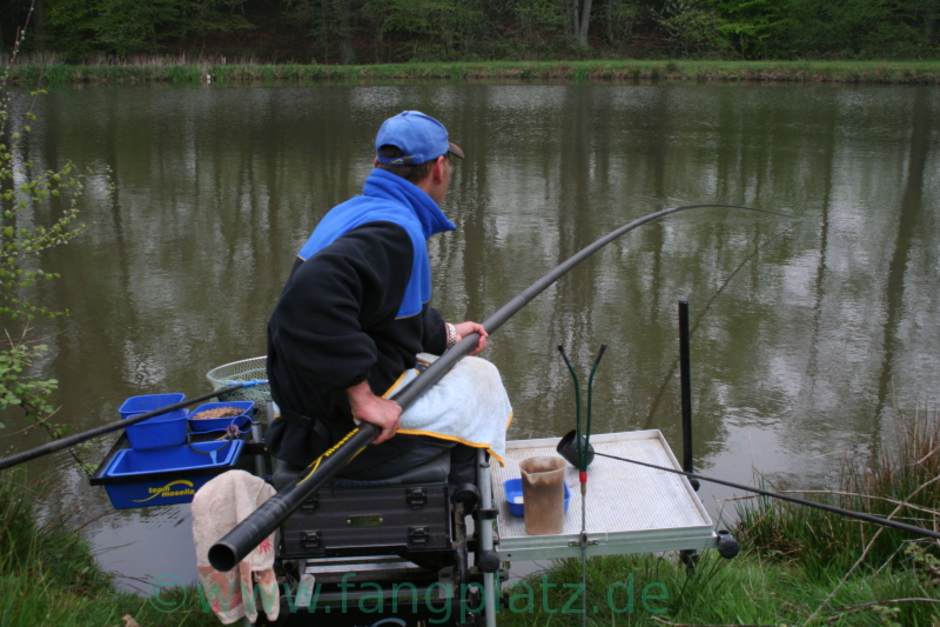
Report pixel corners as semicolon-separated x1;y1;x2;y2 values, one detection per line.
280;483;451;558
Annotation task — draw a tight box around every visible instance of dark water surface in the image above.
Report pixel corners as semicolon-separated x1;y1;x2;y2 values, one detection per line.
5;83;938;590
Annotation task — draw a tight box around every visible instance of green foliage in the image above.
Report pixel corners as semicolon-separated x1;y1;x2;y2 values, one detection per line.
47;0;253;59
602;0;640;47
307;0;360;64
91;0;181;57
513;0;567;44
363;0;455;60
32;0;940;61
0;339;56;424
0;100;83;413
1;34;85;435
655;0;730;56
713;0;789;58
184;0;253;38
712;0;938;58
45;0;100;60
0;137;83;321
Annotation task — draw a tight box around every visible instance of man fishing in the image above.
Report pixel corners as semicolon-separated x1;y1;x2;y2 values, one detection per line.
265;110;491;481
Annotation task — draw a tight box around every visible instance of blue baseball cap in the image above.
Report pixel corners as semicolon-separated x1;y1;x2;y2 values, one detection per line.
374;111;464;165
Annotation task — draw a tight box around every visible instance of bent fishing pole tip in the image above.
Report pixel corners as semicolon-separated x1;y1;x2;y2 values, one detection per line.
675;203;797;221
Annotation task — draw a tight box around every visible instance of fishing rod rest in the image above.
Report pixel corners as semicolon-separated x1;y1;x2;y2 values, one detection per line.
557;429;595;468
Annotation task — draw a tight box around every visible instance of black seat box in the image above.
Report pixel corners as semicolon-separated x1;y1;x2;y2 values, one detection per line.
280;482;452;558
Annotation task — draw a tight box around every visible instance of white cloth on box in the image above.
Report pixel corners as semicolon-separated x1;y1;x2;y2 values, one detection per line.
191;470;279;624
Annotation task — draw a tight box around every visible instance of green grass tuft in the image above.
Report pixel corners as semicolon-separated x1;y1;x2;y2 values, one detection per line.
736;409;940;575
0;472;216;627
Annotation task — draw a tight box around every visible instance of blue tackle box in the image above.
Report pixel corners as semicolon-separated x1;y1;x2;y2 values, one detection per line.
119;392;188;450
124;410;188;450
96;440;244;509
118;393;186;419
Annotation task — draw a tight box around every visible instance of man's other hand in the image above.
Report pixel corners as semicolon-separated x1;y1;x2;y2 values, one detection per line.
346;380;402;444
454;321;489;355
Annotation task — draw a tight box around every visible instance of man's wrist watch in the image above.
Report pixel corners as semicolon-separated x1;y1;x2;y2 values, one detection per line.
445;322;458;349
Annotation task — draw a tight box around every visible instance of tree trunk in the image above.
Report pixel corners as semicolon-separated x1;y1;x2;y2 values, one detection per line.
338;0;354;64
320;0;330;62
577;0;592;46
570;0;579;39
606;0;613;44
926;5;937;43
33;0;47;51
571;0;592;47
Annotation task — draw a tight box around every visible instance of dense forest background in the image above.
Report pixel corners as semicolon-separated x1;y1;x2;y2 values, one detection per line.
1;0;937;63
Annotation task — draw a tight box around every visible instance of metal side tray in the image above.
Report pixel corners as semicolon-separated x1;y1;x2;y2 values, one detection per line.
494;430;717;560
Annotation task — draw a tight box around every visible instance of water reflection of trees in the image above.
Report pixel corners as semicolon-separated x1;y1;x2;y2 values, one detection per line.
19;83;940;486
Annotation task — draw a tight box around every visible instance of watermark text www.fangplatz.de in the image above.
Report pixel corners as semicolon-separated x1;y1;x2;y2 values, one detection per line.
152;571;670;623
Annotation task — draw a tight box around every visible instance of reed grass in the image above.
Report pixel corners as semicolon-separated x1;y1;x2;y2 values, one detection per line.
7;59;940;86
736;409;940;575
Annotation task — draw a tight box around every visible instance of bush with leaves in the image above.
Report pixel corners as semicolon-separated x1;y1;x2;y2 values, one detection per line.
654;0;730;57
0;17;85;439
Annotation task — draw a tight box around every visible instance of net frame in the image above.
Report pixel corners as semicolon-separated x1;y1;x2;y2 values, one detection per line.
205;356;271;403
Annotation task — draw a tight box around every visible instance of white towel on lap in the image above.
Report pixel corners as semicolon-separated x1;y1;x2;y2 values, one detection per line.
388;354;513;464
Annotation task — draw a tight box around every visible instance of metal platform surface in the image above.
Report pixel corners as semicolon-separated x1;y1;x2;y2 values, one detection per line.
494;430;717;560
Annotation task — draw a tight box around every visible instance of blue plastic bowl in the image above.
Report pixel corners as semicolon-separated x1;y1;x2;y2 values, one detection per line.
188;401;255;433
124;410;188;450
504;478;570;518
118;393;186;420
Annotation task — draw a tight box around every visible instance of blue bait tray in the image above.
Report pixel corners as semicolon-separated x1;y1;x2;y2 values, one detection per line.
188;401;255;432
503;478;570;518
99;440;244;509
191;414;253;435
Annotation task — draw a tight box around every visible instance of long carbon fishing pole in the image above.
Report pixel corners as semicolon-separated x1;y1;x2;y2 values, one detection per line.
594;452;940;541
0;380;267;471
209;202;782;571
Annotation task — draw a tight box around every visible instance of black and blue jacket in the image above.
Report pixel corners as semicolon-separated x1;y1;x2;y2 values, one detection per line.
266;169;453;467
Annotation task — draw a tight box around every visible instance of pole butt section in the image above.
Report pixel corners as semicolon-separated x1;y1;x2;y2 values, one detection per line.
208;543;238;572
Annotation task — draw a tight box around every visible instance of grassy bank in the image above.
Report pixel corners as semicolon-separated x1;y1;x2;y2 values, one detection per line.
0;473;215;627
499;552;936;625
2;410;936;625
8;59;940;86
